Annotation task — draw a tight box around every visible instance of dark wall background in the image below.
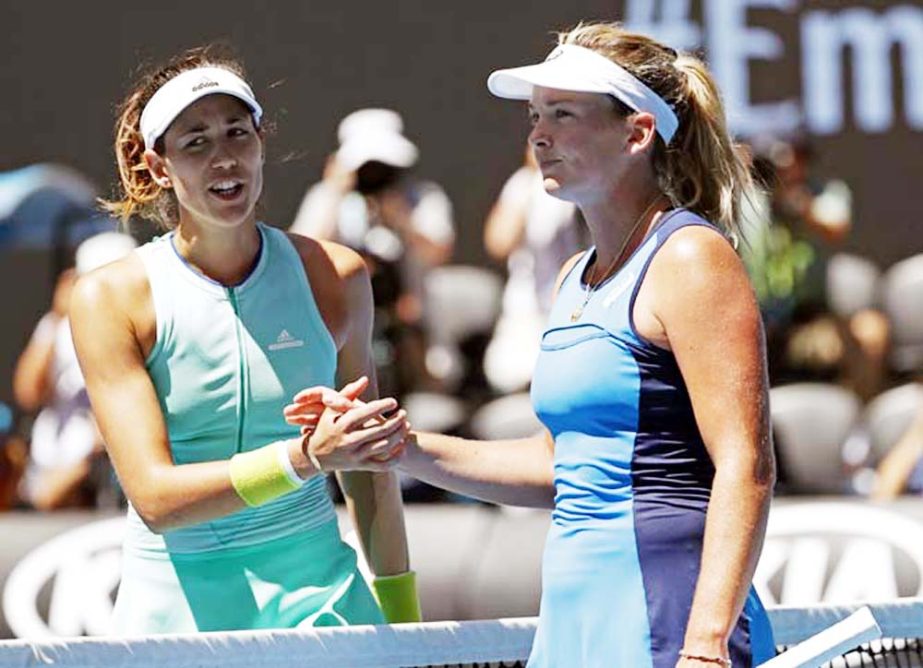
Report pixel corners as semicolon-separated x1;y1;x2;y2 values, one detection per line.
2;0;921;405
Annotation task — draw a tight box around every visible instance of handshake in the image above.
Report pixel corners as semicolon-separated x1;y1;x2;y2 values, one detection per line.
281;375;412;476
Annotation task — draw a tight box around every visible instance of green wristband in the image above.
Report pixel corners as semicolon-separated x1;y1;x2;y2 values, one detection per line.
371;570;422;623
228;442;302;507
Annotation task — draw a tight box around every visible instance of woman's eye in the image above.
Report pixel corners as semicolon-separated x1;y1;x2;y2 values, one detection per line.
230;127;249;137
184;137;205;149
555;109;572;119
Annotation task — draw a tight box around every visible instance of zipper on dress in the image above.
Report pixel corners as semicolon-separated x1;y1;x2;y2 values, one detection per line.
227;287;247;454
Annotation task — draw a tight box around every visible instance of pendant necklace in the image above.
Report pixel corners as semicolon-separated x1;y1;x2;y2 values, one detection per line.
570;196;664;323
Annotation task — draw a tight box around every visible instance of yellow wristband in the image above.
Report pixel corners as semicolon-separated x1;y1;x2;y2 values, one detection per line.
371;570;422;623
229;442;303;507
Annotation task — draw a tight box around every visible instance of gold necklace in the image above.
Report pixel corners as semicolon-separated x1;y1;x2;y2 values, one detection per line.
570;195;663;322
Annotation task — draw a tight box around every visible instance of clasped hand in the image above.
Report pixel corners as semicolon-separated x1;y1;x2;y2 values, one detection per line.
282;377;409;472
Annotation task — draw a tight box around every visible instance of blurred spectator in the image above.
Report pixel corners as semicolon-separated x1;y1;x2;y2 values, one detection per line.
0;402;27;510
741;135;889;399
872;398;923;500
482;146;581;393
13;231;136;510
290;108;455;396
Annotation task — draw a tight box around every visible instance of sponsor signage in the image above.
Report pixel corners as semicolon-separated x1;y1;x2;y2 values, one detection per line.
0;500;921;639
623;0;923;137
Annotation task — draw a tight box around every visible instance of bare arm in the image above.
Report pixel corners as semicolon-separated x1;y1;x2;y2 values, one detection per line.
318;241;412;577
393;251;586;509
872;401;923;501
13;270;76;411
13;314;58;412
638;228;774;664
289;155;354;239
483;169;532;262
400;430;555;508
290;384;557;508
70;260;251;531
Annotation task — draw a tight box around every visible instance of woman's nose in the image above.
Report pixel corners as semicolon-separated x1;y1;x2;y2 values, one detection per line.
529;119;551;149
211;144;238;169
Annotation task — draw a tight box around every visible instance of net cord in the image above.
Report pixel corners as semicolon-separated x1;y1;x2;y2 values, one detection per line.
768;597;923;645
0;617;536;668
0;600;921;668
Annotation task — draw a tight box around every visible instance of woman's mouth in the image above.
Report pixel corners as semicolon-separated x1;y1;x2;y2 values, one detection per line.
209;180;244;200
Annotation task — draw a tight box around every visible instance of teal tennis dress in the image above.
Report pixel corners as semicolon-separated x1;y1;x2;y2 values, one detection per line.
113;224;383;634
528;210;775;667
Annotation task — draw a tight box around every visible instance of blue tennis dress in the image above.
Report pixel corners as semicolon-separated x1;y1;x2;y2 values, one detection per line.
528;210;775;667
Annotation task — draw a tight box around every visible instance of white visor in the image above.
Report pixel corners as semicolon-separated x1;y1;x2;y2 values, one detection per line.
140;66;263;150
487;44;679;144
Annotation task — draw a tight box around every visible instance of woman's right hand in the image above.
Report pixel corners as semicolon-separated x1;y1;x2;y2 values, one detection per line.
299;396;409;474
283;376;369;439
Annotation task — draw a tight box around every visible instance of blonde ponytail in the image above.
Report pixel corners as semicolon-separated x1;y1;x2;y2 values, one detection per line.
660;55;752;240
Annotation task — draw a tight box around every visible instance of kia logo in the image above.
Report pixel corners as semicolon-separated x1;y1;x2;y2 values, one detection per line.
2;517;123;638
756;503;923;605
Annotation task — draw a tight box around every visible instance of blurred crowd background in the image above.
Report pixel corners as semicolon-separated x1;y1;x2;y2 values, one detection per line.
2;0;922;513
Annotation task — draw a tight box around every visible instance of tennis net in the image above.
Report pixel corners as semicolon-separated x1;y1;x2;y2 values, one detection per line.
770;598;923;667
0;599;920;667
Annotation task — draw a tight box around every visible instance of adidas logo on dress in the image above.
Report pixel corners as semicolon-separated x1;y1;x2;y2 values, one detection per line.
268;329;305;351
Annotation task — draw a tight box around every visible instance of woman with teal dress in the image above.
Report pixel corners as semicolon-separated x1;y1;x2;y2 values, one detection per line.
70;47;420;634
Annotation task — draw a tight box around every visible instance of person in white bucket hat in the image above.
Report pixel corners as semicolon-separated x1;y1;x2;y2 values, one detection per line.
291;109;455;395
69;46;420;634
291;108;453;265
289;21;776;668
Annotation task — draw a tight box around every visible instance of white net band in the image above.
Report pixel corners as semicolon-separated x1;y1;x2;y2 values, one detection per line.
0;617;536;668
1;600;922;668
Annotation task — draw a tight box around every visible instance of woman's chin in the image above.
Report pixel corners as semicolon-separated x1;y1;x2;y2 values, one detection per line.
542;177;572;202
542;176;562;192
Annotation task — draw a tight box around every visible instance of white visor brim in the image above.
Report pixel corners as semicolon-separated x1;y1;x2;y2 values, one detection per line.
140;67;263;150
487;44;678;144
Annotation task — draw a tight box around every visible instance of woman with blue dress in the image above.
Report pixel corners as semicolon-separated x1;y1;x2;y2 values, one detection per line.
289;21;777;668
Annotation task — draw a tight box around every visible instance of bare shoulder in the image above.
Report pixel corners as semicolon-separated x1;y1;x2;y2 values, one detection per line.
635;225;757;348
648;224;750;298
657;224;740;269
284;232;370;348
69;251;155;358
71;252;150;319
285;232;368;285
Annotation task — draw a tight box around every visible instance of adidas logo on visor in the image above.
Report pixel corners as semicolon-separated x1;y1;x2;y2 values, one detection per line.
191;77;220;93
545;46;565;61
